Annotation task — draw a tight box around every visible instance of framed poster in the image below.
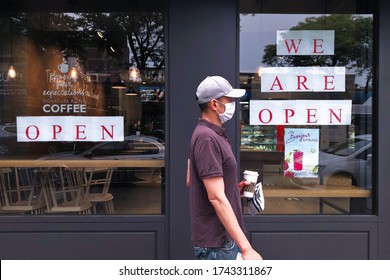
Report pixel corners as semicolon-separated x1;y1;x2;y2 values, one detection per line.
284;128;319;178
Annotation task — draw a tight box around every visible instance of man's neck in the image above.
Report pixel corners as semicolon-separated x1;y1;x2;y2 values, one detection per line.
201;113;222;127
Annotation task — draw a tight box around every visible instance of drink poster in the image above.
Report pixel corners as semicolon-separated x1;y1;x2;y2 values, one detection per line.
284;128;319;178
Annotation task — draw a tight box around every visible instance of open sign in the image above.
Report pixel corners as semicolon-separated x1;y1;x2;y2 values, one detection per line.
249;100;352;125
16;116;124;142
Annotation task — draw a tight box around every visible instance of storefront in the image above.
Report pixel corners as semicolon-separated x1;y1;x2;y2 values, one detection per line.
0;0;389;260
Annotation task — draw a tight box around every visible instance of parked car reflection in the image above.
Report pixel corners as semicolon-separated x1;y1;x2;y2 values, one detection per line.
39;135;165;160
0;123;18;155
0;123;86;157
319;134;372;188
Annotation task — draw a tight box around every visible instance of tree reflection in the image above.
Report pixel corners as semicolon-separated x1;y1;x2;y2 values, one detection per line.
262;14;373;93
1;11;164;80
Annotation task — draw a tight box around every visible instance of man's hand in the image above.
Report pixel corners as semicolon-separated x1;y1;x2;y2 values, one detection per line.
238;180;250;193
242;248;263;260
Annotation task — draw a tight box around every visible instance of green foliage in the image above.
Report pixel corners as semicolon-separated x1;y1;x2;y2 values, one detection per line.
261;14;373;91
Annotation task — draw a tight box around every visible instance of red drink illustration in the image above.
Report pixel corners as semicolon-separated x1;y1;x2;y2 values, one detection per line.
293;150;303;171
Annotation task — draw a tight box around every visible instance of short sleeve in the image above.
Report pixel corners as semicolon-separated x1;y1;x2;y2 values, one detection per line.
194;138;223;179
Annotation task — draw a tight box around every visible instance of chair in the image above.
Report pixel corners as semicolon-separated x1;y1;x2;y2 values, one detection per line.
0;167;45;214
41;167;92;214
85;167;115;214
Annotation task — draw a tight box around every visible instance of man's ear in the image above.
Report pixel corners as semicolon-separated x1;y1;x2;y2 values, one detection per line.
209;99;217;110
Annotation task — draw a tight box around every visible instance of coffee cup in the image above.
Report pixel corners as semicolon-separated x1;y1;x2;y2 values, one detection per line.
58;63;69;74
242;170;259;198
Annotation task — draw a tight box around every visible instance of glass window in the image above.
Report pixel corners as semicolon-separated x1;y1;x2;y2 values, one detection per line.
0;3;165;215
239;0;374;215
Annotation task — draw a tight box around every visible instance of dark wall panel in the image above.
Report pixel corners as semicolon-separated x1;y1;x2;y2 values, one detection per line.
168;0;239;259
0;232;157;259
252;231;369;260
378;0;390;260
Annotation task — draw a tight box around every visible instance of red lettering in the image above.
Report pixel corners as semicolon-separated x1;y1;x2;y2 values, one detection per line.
284;39;302;54
313;39;324;54
270;76;284;91
324;75;335;90
258;109;272;124
329;109;342;123
25;125;40;140
284;109;295;123
101;125;114;140
297;76;309;90
307;109;318;123
75;125;87;140
52;125;62;140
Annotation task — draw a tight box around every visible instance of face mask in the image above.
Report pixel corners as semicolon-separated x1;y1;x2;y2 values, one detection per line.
215;100;236;124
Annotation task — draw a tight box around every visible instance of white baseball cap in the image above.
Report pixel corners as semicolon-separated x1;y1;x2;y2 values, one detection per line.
196;76;246;104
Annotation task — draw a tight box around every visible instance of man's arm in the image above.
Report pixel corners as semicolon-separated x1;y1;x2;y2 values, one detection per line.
203;177;262;260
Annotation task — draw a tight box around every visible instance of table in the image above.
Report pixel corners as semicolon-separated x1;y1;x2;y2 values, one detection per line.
263;184;370;198
0;159;165;214
262;184;371;214
0;159;165;168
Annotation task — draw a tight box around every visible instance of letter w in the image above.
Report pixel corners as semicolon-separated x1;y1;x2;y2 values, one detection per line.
284;39;302;54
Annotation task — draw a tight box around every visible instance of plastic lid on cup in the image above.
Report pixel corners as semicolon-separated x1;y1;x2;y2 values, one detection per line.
243;170;259;176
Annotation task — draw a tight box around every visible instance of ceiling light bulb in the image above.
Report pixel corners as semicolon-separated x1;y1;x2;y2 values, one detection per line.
70;67;78;79
130;68;137;80
8;64;16;79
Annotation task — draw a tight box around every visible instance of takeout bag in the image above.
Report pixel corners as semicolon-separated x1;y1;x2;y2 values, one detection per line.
247;182;265;214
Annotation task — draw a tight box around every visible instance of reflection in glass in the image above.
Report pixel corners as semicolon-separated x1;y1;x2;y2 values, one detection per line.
0;10;165;215
239;2;373;215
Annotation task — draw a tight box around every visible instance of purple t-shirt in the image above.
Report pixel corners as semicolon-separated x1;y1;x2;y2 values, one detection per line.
188;119;245;247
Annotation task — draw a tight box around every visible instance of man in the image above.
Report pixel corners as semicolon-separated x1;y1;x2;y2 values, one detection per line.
187;76;263;260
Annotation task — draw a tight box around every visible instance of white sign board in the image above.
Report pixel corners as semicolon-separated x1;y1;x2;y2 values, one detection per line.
277;30;335;55
249;100;352;125
261;67;345;92
16;116;124;142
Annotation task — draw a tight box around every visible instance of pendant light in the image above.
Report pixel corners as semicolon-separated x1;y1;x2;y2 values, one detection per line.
70;67;78;80
8;62;16;79
112;80;127;89
125;85;137;96
8;17;16;79
127;35;141;83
